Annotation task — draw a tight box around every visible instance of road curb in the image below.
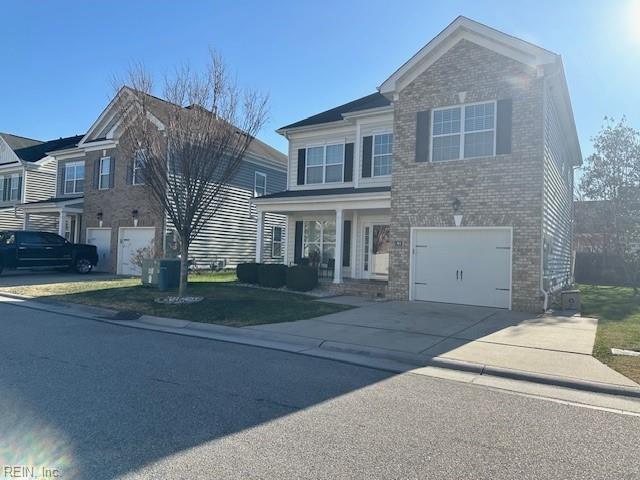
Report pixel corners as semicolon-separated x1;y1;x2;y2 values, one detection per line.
2;292;639;400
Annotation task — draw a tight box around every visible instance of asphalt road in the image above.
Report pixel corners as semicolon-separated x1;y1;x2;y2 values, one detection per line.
1;301;639;480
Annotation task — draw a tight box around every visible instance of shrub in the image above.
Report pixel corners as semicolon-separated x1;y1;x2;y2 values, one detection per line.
236;263;260;284
258;264;287;288
286;265;318;292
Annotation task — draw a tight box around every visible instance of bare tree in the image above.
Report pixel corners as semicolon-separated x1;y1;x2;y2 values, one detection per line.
113;53;268;297
580;117;640;293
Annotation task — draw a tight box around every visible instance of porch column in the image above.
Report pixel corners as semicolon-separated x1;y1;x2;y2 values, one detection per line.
333;208;343;284
58;210;66;237
255;209;264;263
23;212;29;230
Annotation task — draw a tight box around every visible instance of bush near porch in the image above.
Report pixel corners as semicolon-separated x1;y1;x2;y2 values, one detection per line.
0;272;349;327
236;262;319;292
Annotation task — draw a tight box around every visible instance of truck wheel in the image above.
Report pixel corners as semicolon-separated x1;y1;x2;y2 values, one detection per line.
74;258;93;274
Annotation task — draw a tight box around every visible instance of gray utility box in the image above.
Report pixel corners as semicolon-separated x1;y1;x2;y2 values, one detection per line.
141;259;181;289
561;290;581;311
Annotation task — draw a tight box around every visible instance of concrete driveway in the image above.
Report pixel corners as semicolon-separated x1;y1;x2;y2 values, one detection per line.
0;270;120;287
245;298;638;389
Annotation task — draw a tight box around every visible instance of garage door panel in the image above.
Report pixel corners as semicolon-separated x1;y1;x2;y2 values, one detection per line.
118;228;155;276
412;228;511;309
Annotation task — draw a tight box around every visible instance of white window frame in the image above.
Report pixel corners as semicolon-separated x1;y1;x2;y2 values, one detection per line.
9;173;21;201
98;157;111;190
305;143;345;184
372;132;393;177
64;161;85;194
271;225;283;258
302;220;336;264
430;100;497;162
254;172;267;197
132;150;145;185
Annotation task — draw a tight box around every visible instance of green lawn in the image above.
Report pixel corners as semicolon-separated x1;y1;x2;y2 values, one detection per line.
1;273;350;327
580;284;640;384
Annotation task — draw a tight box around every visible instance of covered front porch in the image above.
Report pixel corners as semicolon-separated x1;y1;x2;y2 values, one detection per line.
253;187;391;287
18;196;84;243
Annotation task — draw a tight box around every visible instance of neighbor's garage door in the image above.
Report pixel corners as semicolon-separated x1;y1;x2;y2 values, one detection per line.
412;228;511;309
117;227;155;276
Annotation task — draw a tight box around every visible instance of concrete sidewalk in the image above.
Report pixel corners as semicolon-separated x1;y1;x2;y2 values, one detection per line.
245;297;639;390
1;292;638;402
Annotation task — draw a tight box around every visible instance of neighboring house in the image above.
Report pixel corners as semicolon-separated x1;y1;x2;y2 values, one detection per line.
254;16;581;312
31;89;287;275
0;133;82;234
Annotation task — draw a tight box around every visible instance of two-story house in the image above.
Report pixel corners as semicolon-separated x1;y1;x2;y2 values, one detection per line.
18;89;287;275
0;133;83;234
253;16;581;312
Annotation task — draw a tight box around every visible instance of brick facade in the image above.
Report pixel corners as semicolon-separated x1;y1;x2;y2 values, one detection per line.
388;40;545;311
82;147;164;273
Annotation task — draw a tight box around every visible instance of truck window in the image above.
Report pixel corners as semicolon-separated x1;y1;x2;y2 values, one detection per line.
18;232;45;245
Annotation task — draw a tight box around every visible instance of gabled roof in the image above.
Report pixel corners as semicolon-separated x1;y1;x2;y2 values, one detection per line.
81;87;287;165
278;92;391;132
379;16;558;95
0;133;43;150
14;135;84;162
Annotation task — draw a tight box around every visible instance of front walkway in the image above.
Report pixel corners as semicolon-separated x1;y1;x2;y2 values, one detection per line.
244;298;639;389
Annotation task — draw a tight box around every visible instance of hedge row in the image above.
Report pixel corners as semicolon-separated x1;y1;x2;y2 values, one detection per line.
236;263;318;292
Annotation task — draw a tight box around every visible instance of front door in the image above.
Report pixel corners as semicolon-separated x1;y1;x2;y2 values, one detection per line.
363;224;390;280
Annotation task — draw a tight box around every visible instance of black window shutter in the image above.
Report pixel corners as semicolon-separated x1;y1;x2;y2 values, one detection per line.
496;99;512;155
362;136;373;178
415;110;431;162
297;149;306;185
343;143;354;182
17;175;23;200
58;163;66;195
342;220;351;267
126;159;134;185
93;158;101;189
294;221;304;263
109;157;116;188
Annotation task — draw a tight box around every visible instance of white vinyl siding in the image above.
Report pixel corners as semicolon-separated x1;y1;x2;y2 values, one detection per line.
432;101;496;162
305;143;344;184
99;157;111;190
64;161;84;194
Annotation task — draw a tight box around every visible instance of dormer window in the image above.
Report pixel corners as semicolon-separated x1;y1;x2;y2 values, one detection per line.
306;143;344;184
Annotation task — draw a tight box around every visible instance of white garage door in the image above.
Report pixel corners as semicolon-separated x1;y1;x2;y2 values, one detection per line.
86;228;112;272
412;228;511;309
118;227;155;276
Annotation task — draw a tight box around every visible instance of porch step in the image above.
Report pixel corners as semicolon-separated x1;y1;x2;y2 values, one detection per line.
317;279;388;299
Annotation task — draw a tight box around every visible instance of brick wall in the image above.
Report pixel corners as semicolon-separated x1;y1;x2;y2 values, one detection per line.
82;147;164;273
388;39;545;311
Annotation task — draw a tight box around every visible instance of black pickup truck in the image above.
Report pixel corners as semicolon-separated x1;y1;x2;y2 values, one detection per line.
0;230;98;274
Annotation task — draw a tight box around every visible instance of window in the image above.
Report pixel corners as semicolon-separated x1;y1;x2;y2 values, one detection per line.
373;133;393;176
40;232;67;245
272;226;283;258
64;161;84;194
305;143;344;184
99;157;111;190
0;174;22;202
432;102;496;162
133;150;146;185
254;172;267;197
303;220;335;264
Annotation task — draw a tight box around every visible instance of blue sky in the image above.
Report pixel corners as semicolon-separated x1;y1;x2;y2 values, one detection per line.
2;0;640;163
